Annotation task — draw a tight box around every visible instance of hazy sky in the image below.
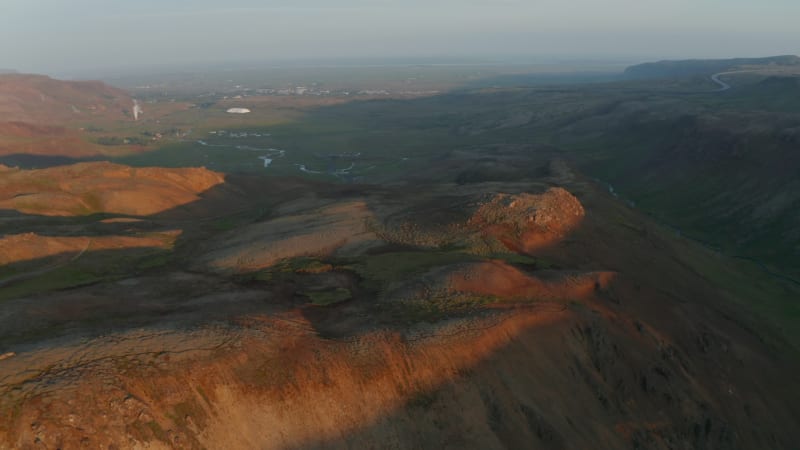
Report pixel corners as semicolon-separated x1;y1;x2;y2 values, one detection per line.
2;0;799;75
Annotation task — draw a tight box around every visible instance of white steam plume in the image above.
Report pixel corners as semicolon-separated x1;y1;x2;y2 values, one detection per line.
133;99;143;121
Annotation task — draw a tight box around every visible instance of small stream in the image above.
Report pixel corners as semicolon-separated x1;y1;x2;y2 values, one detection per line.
196;139;285;169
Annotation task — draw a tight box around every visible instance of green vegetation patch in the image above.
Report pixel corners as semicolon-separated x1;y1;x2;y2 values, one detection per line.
95;136;150;146
305;287;352;306
407;389;439;410
348;250;478;287
144;420;169;442
395;293;499;324
485;252;557;269
682;246;800;350
252;257;333;281
136;252;173;270
0;267;105;302
211;217;243;231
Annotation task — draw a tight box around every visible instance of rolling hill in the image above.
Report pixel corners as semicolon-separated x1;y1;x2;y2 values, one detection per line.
0;74;145;159
0;74;135;124
0;161;224;216
0;161;797;449
0;64;799;449
624;55;800;79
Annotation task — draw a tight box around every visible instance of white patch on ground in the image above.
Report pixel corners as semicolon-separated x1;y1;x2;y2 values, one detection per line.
296;164;323;174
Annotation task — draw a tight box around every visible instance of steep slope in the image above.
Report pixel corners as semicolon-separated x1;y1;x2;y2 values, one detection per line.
0;74;145;159
559;91;800;276
0;167;797;449
0;74;134;124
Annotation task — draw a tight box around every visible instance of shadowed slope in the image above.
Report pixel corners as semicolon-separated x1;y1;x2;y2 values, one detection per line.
0;231;180;267
0;160;797;449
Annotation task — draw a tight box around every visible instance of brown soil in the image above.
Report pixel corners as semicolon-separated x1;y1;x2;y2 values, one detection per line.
0;309;570;449
0;162;224;216
447;260;615;301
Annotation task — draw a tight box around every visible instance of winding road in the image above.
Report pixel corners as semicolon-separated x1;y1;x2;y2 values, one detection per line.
710;72;732;91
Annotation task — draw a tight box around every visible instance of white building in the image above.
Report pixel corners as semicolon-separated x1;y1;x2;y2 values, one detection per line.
226;108;251;114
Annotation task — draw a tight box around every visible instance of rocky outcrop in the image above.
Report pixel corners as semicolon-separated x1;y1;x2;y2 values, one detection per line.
469;188;585;253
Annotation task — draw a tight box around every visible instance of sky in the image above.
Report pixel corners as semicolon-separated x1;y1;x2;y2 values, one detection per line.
2;0;799;76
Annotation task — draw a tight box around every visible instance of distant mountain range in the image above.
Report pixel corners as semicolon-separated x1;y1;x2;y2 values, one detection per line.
624;55;800;79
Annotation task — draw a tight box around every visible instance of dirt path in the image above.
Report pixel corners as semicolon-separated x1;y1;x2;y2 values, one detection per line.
0;239;91;288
